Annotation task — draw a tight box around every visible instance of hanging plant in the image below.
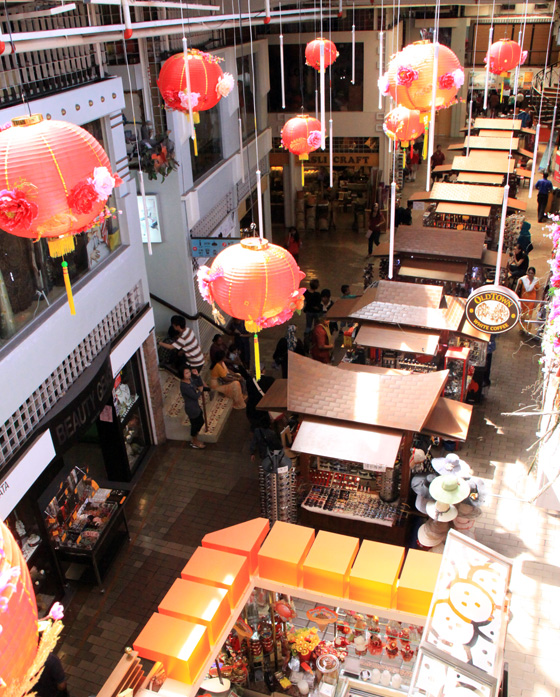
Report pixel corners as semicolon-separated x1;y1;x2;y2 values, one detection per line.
139;133;179;182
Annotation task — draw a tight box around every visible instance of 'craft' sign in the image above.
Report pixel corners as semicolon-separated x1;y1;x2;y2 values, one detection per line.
465;285;520;334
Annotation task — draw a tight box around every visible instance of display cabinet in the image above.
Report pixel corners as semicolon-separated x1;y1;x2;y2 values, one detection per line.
443;346;471;402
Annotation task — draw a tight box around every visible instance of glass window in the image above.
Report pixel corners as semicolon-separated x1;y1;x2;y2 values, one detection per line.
0;118;122;351
268;43;364;112
237;54;256;141
190;108;223;181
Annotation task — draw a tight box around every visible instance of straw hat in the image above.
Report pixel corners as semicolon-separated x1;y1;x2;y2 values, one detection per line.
426;501;458;522
453;517;475;531
456;500;482;519
431;453;472;477
417;523;447;548
429;474;470;505
425;519;450;535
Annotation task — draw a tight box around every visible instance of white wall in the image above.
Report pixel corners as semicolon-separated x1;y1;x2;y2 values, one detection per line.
0;78;150;425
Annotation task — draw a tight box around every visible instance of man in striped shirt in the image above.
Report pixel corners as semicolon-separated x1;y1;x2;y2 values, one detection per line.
159;315;205;372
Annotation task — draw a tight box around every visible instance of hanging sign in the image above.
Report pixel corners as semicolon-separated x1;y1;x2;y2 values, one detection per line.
465;284;520;334
191;237;241;258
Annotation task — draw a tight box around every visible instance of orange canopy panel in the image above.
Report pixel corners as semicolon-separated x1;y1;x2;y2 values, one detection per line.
303;530;359;597
257;521;315;586
133;613;210;684
158;578;231;645
349;540;405;608
397;550;442;616
181;547;250;609
201;518;270;574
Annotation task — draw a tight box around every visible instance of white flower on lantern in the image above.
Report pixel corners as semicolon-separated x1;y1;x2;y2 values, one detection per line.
90;167;116;200
217;72;235;98
179;90;200;110
452;68;465;89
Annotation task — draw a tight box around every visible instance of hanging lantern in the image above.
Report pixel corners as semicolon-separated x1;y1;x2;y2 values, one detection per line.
0;520;39;688
305;38;339;70
281;115;323;160
0;114;122;313
383;106;424;148
198;238;305;332
157;49;234;121
485;39;527;75
380;40;464;113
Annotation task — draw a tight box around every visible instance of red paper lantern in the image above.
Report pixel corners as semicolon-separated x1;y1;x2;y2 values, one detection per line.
281;115;323;161
485;39;527;75
0;114;122;258
0;520;39;688
380;40;464;112
198;238;306;332
157;49;234;117
305;38;338;71
384;106;424;147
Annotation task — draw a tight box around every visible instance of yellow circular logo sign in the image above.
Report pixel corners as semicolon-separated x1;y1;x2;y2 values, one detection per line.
465;285;520;334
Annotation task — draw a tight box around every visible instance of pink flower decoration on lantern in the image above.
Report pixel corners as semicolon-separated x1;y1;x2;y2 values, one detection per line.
90;167;118;200
49;602;64;621
438;72;455;90
452;68;464;89
378;73;390;96
521;50;528;65
179;90;200;110
396;65;419;87
197;265;217;303
0;188;39;232
307;130;322;149
216;73;234;97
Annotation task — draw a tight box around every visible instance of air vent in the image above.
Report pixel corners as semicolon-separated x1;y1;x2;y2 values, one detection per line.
534;3;550;10
500;4;516;10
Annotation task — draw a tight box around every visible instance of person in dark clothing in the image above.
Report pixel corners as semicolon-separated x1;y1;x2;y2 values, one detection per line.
303;278;322;336
536;172;553;223
180;366;207;449
397;200;413;226
35;653;68;697
231;318;251;369
367;202;385;254
250;413;283;461
507;244;529;285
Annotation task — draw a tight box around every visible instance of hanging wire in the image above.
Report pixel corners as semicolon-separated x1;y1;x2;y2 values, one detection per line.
483;0;497;111
237;0;255;220
466;0;482;155
247;0;264;241
2;0;32;117
328;0;334;187
298;0;305;111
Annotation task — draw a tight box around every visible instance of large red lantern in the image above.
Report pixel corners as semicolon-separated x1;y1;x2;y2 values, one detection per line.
281;115;323;160
0;114;122;257
0;520;39;689
485;39;527;75
157;49;234;118
380;41;464;112
198;238;305;333
384;106;424;148
305;38;338;71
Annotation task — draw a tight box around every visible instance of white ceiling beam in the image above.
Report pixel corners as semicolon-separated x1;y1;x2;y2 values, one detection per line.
2;2;76;19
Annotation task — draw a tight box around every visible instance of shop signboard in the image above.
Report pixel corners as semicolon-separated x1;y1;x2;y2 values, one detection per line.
465;285;520;334
190;237;241;258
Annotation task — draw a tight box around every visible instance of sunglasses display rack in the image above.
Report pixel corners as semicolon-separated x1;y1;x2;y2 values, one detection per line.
258;455;298;524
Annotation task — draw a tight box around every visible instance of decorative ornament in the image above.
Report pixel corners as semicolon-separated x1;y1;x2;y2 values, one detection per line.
139;133;179;182
281;115;323;186
274;599;297;621
383;41;464;112
0;114;122;314
305;38;338;70
306;606;338;631
157;49;233;118
198;238;305;380
484;39;527;75
383;106;424;149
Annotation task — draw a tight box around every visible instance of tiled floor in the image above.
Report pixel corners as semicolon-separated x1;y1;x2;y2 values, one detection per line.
55;145;560;697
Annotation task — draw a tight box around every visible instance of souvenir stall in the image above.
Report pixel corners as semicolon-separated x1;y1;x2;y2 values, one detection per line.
254;354;474;545
432;151;516;180
326;282;489;400
132;521;511;697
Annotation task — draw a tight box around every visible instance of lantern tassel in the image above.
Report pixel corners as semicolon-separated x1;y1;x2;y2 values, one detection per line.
500;79;504;102
422;118;429;161
61;261;76;315
254;333;261;381
302;162;305;187
47;235;76;258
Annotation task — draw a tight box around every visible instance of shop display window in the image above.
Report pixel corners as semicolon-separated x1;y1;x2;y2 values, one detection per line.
207;587;423;695
190;108;223;182
238;53;256;142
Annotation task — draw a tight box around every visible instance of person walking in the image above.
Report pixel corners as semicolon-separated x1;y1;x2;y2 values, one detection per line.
311;315;334;364
366;203;385;255
536;172;553;223
515;267;541;322
303;278;322;337
286;227;301;263
180;366;207;449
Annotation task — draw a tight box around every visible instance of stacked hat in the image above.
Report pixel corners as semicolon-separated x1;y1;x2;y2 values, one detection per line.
429;474;471;505
430;453;472;478
417;522;447;549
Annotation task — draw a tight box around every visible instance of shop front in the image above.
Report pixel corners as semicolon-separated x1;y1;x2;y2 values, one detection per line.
0;306;156;604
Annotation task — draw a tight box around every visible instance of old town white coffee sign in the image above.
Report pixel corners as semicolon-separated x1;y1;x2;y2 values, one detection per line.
465;285;520;334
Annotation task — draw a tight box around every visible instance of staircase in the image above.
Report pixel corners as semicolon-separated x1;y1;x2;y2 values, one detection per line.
531;62;560;124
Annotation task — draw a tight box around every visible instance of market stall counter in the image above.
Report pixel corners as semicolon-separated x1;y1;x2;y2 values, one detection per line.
132;522;512;697
39;464;130;591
